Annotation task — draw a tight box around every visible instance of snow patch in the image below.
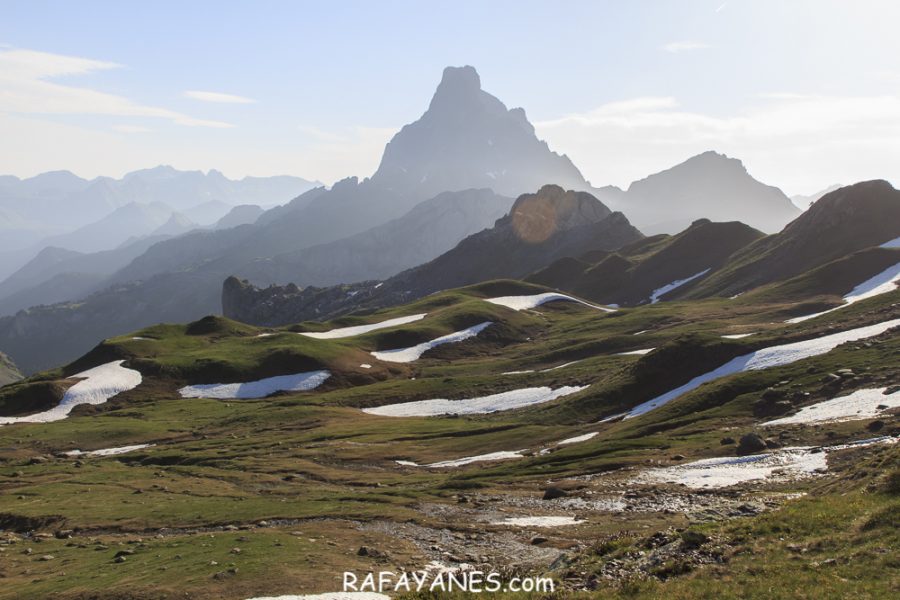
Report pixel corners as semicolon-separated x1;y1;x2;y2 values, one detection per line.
299;314;427;339
371;322;492;363
617;348;655;356
131;336;153;341
363;385;588;417
502;360;582;375
722;333;756;339
787;260;900;323
625;318;900;419
359;363;372;369
486;292;615;312
649;269;711;304
763;387;900;426
179;371;331;399
64;444;154;457
557;432;599;445
0;361;142;426
880;236;900;249
492;516;584;527
414;450;526;469
638;437;897;489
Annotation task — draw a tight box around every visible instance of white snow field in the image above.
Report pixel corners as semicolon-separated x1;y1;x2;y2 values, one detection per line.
0;360;142;426
64;444;154;457
298;313;426;339
763;387;900;426
638;437;897;489
648;268;711;304
363;385;588;417
721;333;757;339
625;318;900;419
245;594;390;600
371;321;492;363
485;292;615;312
881;236;900;248
179;371;331;399
493;516;584;527
787;260;900;323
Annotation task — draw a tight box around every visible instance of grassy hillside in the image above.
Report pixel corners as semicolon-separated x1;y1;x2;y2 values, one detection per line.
0;279;898;599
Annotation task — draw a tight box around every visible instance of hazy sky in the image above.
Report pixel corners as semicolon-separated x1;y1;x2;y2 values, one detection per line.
2;0;899;195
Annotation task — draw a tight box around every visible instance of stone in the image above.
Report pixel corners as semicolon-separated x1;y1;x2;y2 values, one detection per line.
737;433;767;455
542;486;568;500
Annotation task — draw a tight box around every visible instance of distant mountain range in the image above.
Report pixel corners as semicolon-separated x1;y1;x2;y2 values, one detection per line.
0;167;320;276
225;179;900;328
0;65;869;374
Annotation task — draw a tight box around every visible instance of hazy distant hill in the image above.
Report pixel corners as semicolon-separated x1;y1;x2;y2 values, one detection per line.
615;151;800;234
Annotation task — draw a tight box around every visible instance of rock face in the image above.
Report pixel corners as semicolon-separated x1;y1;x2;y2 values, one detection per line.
374;66;588;201
224;185;643;326
620;151;800;234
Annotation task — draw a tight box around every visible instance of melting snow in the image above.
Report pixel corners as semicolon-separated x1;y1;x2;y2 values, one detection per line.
625;318;900;419
400;450;527;469
363;385;588;417
131;336;153;341
764;387;900;426
299;314;427;339
492;516;584;527
371;322;492;363
64;444;154;457
787;260;900;323
359;363;372;369
881;236;900;248
557;432;599;445
502;360;582;375
0;361;142;426
638;437;897;489
617;348;655;356
649;269;711;304
179;371;331;399
633;330;650;336
486;292;615;312
722;333;756;339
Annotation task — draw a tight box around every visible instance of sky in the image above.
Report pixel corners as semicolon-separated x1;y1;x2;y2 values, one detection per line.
1;0;899;196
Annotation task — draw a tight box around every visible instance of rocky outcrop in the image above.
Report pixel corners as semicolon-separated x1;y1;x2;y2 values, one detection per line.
0;351;22;387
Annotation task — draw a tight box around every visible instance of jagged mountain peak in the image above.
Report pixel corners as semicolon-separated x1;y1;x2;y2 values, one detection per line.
369;66;586;201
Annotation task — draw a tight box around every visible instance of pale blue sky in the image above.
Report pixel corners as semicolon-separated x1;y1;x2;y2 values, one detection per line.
2;0;898;194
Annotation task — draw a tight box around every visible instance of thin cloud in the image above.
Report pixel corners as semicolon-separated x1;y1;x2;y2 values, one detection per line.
663;40;711;53
0;47;232;128
113;124;151;133
184;90;255;104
